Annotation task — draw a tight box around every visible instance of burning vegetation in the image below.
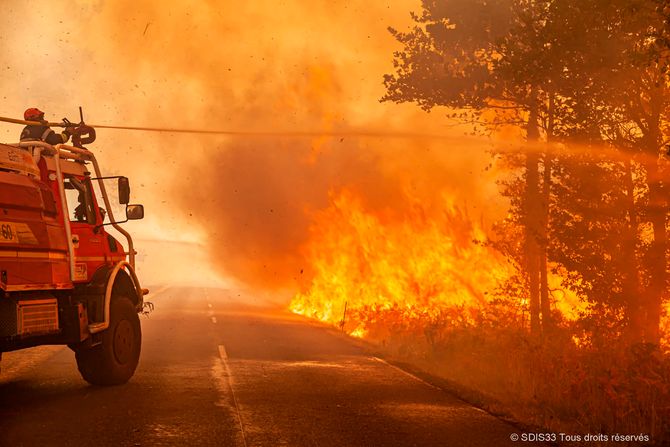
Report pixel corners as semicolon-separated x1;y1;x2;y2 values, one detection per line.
290;190;513;336
3;0;670;443
164;0;670;441
288;0;670;442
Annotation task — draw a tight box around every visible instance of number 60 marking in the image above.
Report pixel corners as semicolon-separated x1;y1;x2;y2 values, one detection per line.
1;224;14;240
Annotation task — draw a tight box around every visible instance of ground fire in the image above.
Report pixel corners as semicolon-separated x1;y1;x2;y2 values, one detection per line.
290;190;513;336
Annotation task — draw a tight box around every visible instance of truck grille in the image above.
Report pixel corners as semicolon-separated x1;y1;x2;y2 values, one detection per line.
17;299;59;336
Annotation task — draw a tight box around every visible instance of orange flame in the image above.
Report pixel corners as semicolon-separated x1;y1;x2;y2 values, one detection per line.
290;189;514;335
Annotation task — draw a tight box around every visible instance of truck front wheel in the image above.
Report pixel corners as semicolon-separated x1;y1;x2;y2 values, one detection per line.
75;296;141;386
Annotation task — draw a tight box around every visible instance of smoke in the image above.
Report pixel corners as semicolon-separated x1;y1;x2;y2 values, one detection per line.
0;0;503;290
176;105;500;289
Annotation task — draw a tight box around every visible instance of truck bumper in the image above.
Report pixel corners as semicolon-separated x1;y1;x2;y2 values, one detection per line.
0;297;87;352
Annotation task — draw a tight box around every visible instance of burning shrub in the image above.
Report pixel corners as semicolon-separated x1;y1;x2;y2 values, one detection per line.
290;189;513;331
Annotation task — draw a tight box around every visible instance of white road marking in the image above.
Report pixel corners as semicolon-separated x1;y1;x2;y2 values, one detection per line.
208;303;213;308
211;316;217;324
218;344;248;447
371;356;441;391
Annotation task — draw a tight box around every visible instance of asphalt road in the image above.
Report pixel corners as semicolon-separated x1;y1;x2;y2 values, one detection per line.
0;287;526;447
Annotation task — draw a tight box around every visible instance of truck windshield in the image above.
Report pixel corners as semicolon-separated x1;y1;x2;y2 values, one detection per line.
64;176;96;224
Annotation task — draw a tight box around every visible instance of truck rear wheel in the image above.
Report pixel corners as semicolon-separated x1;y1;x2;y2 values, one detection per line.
75;296;141;386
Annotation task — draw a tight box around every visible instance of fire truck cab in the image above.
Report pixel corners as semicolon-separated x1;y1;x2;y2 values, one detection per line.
0;140;146;385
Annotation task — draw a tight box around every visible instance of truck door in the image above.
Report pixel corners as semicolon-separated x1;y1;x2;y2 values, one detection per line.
63;176;107;282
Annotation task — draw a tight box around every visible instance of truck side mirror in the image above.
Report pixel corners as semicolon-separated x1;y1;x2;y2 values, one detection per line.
118;177;130;205
126;204;144;220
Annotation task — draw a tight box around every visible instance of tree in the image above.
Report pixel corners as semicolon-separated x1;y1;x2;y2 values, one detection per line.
546;0;669;343
384;0;670;344
383;0;562;336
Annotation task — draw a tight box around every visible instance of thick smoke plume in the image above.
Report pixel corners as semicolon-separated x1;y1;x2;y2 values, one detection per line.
0;0;502;290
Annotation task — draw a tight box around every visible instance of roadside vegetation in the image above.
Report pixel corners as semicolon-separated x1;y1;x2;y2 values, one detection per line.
292;1;670;444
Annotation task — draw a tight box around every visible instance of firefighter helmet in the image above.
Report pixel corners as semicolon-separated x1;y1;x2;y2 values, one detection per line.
24;108;45;121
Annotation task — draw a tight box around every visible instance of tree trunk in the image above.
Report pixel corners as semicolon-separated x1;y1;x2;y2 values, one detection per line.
641;90;666;345
525;101;541;337
540;92;555;335
540;156;551;334
644;163;666;345
623;159;644;342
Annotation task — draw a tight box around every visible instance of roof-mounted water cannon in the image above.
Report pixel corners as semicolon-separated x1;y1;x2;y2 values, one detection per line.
10;106;99;149
66;106;96;148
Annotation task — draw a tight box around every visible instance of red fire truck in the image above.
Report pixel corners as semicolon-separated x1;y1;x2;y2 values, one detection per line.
0;139;147;385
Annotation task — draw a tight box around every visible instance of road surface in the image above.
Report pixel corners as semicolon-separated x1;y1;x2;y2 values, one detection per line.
0;287;526;446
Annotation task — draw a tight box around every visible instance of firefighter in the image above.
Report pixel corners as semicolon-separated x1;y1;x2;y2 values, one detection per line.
20;108;74;145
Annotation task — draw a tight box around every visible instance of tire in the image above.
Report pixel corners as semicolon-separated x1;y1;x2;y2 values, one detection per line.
75;296;141;386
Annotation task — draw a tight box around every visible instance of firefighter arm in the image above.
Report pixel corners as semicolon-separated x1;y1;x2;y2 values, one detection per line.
44;128;71;145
